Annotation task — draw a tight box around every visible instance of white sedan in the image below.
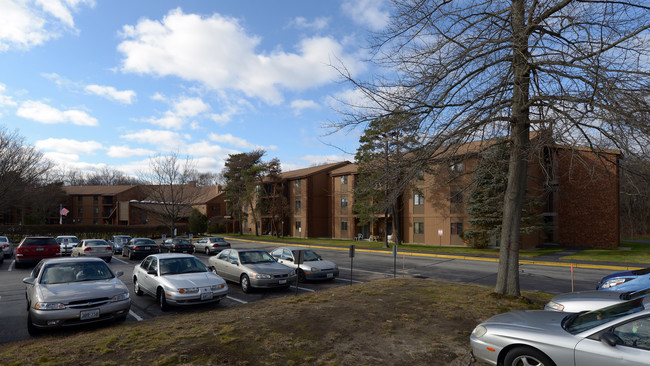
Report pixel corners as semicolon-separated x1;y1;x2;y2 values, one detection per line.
71;239;114;262
132;253;228;311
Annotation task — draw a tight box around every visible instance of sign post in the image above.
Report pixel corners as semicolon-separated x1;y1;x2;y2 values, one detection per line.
438;229;443;247
349;245;355;285
295;250;303;295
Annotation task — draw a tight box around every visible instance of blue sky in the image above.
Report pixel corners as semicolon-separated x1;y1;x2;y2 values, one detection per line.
0;0;389;176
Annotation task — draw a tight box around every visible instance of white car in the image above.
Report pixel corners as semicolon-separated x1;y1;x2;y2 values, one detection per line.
132;253;228;311
0;236;11;260
270;246;339;282
71;239;114;262
56;235;79;256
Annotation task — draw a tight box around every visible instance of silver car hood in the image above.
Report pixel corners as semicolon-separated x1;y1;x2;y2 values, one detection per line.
245;262;292;274
548;290;623;313
482;310;570;337
161;272;225;287
38;279;127;302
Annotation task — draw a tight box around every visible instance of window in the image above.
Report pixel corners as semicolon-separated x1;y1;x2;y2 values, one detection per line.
77;196;83;203
93;195;98;202
341;175;348;184
612;317;650;350
414;193;424;205
451;162;464;172
294;180;301;192
414;222;424;234
295;221;302;233
93;207;99;214
341;221;348;231
341;198;348;208
295;199;301;210
451;222;463;235
450;190;463;203
78;208;83;215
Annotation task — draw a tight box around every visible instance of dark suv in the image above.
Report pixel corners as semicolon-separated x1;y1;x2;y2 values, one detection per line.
15;237;60;267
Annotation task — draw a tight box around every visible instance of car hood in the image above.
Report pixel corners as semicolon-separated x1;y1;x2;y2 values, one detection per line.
38;279;127;302
481;310;570;336
548;290;623;312
600;270;636;282
161;272;225;287
244;262;292;274
300;260;337;270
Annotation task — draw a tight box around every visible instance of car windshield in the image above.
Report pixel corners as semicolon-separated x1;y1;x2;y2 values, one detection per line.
563;298;646;334
159;257;208;275
41;262;114;284
239;251;275;264
293;249;321;261
86;240;108;246
134;239;155;245
174;239;190;245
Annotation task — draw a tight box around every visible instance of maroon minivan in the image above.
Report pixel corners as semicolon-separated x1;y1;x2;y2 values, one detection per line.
15;237;61;267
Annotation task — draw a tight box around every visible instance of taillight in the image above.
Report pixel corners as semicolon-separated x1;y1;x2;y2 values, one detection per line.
106;247;113;251
84;247;92;251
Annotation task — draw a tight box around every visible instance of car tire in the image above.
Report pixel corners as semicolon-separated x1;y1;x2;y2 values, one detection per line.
240;274;251;294
116;314;127;322
297;269;306;283
205;247;210;255
504;346;555;366
105;257;112;263
134;278;143;296
128;250;134;260
26;313;39;336
158;288;169;311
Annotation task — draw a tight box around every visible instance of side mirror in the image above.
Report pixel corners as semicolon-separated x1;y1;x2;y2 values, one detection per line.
23;277;35;285
600;332;620;347
115;271;124;277
147;269;157;275
285;257;294;262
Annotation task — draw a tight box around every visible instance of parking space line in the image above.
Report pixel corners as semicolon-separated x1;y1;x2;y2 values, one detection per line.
129;310;143;321
7;260;15;271
227;296;248;304
111;256;128;265
290;285;315;292
335;277;364;284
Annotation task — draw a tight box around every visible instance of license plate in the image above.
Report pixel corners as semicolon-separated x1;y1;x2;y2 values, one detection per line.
327;273;333;278
201;292;212;300
36;248;44;251
182;251;187;253
279;279;287;285
80;309;100;320
143;247;150;250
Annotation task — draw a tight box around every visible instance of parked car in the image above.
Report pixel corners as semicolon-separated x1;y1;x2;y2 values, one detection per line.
122;238;160;260
56;235;79;256
208;249;296;293
545;287;650;313
598;267;650;291
15;237;61;267
132;253;228;311
1;235;11;259
160;238;195;253
194;237;231;255
71;239;114;262
109;235;132;255
23;257;130;335
270;246;339;282
471;296;650;366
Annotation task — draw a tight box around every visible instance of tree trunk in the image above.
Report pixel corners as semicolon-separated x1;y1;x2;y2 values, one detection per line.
495;0;530;296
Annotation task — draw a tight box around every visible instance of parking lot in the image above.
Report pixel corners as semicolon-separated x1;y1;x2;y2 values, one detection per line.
0;238;614;344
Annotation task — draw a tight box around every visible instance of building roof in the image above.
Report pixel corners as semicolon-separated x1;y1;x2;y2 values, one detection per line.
62;185;138;195
280;161;351;180
330;163;359;176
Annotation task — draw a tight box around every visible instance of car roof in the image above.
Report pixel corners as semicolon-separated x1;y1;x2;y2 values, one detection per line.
233;249;267;253
275;246;311;251
146;253;195;259
41;257;105;264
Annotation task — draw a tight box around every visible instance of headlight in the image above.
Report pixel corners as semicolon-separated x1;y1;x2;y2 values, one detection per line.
310;267;319;272
252;273;272;279
34;302;65;310
210;284;225;290
112;292;130;302
545;301;564;311
601;278;629;289
179;287;199;294
472;325;487;338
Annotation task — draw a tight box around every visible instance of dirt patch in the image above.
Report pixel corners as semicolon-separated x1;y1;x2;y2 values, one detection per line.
0;278;552;366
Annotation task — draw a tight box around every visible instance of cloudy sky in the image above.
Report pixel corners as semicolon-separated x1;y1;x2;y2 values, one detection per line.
0;0;390;176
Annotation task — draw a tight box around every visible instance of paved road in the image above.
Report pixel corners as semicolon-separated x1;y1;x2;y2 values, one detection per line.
0;238;634;344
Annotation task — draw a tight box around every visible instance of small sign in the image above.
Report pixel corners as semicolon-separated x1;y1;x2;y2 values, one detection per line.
189;233;193;239
349;245;355;258
438;229;443;236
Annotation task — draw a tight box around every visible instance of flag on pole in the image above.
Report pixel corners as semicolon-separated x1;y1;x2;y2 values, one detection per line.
60;207;69;216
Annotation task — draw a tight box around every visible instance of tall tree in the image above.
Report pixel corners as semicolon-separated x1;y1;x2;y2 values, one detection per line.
261;158;290;237
222;150;266;235
336;0;650;296
140;152;201;237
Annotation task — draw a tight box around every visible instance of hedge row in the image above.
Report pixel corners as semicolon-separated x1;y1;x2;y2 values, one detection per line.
0;224;189;242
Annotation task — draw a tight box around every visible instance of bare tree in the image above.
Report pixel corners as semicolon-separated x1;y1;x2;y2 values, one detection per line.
85;167;141;185
334;0;650;296
139;152;202;237
0;127;53;216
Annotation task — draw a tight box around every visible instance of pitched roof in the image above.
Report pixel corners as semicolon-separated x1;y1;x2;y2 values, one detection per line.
330;163;358;176
280;161;351;180
62;185;138;195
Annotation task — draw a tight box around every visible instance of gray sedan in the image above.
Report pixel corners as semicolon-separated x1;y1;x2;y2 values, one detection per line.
208;249;296;293
71;239;114;262
470;296;650;366
132;254;228;311
23;257;130;335
270;246;339;282
545;287;650;313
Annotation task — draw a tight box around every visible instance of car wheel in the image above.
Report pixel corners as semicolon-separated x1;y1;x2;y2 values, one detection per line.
134;278;143;296
121;249;126;257
240;274;251;294
116;314;127;322
504;346;555;366
205;247;210;255
158;288;169;311
26;313;39;336
105;257;112;263
297;269;306;283
128;250;134;260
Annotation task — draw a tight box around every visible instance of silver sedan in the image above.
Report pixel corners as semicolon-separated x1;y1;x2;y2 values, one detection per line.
471;296;650;366
132;253;228;311
270;246;339;282
23;257;130;335
208;249;296;293
545;287;650;313
71;239;114;262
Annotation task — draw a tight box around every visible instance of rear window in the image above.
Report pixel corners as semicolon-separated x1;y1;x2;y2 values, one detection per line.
21;238;58;246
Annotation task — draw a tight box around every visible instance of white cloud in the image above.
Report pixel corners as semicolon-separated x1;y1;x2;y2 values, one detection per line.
107;145;154;158
341;0;390;32
121;129;185;148
146;96;210;129
0;83;17;107
0;0;93;51
288;16;330;31
35;138;102;154
42;151;80;164
290;99;320;114
118;8;366;105
185;140;239;158
85;84;136;104
208;133;276;151
16;100;98;126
